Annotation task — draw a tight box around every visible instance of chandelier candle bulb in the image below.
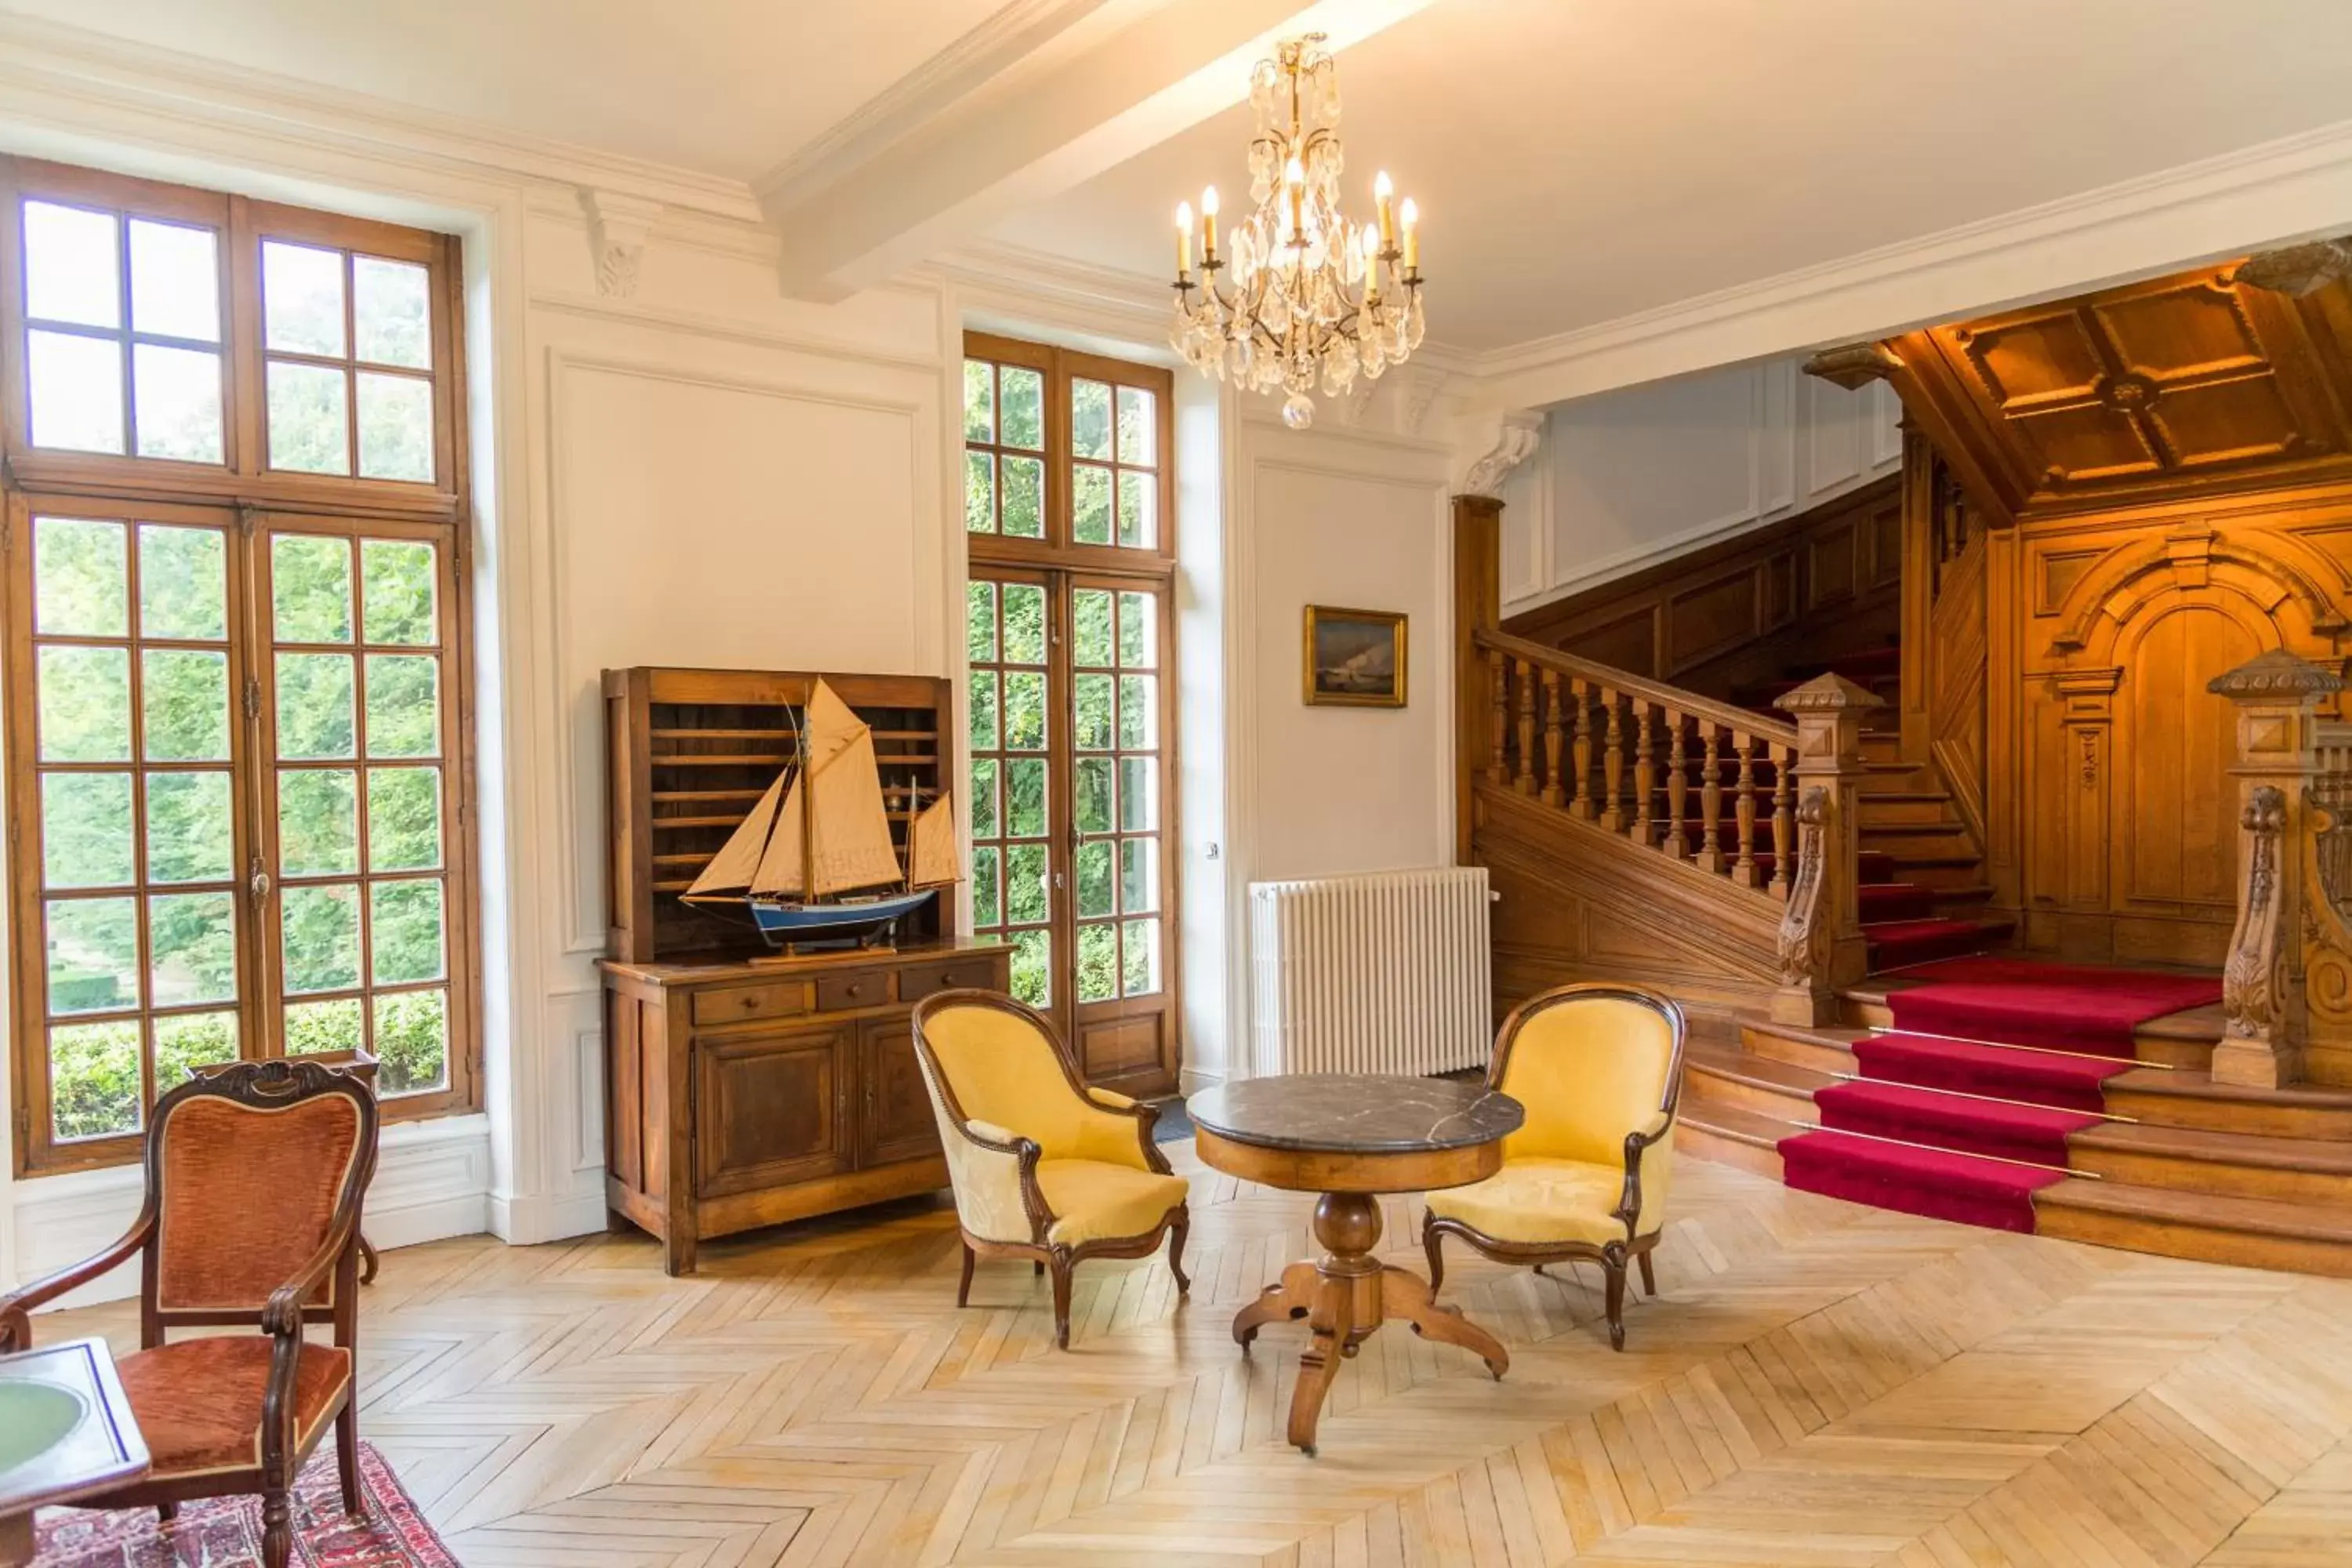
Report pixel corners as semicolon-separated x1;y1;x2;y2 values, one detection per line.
1202;185;1220;262
1176;201;1192;278
1401;197;1420;270
1375;171;1396;248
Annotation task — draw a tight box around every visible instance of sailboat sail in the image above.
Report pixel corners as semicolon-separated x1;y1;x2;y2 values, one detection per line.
683;770;787;899
809;720;903;895
747;775;808;898
906;791;959;889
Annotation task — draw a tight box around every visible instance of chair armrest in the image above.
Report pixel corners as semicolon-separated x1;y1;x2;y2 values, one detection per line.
260;1216;364;1338
1612;1110;1675;1232
0;1211;153;1352
1084;1087;1136;1109
1073;1087;1171;1174
947;1119;1051;1244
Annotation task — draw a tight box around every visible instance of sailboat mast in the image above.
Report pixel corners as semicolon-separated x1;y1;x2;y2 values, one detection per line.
795;698;815;902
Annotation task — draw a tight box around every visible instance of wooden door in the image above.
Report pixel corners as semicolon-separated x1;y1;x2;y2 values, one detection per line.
855;1014;941;1167
691;1022;851;1197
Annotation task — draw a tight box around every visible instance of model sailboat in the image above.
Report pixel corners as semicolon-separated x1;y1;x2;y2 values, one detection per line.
681;679;959;947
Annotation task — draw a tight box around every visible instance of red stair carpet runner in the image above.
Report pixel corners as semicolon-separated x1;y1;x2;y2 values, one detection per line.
1777;955;2222;1233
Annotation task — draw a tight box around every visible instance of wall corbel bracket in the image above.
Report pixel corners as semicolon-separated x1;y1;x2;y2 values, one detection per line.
580;188;666;299
1802;341;1903;390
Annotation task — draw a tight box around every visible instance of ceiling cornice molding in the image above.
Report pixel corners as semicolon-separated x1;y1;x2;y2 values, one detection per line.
0;12;765;223
1461;111;2352;414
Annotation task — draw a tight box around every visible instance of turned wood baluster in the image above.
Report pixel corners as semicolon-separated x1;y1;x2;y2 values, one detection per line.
1570;678;1595;819
1769;741;1796;899
1487;650;1510;786
1514;660;1538;795
1632;700;1657;846
1733;731;1760;887
1697;722;1726;874
1541;669;1566;807
1599;691;1627;833
1664;713;1689;860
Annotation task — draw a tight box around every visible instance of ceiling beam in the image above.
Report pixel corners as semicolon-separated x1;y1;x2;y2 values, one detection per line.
763;0;1443;302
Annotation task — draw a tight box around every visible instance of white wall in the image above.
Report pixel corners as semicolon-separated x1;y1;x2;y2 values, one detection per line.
1499;355;1904;619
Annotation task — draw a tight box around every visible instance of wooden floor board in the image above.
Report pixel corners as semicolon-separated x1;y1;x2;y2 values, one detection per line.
30;1149;2352;1565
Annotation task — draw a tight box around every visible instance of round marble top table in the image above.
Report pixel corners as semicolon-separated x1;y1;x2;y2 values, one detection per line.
1187;1074;1523;1455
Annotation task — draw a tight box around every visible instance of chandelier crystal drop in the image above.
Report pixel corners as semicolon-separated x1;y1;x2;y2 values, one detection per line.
1166;34;1425;430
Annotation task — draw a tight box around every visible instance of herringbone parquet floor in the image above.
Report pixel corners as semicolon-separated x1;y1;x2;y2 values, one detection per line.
38;1149;2352;1566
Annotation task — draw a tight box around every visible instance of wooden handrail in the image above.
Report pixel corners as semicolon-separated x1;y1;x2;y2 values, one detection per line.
1473;627;1799;749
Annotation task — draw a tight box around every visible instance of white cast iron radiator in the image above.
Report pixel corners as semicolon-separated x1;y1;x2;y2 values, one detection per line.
1247;866;1494;1078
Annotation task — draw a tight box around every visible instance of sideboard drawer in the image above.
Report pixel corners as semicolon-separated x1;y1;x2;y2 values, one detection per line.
898;956;992;1005
816;969;893;1012
690;981;807;1028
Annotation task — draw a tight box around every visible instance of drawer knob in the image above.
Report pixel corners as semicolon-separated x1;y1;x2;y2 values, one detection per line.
740;994;757;1011
844;984;862;998
938;973;957;987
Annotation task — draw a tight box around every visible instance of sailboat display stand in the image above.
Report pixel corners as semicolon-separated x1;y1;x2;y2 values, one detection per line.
602;667;960;964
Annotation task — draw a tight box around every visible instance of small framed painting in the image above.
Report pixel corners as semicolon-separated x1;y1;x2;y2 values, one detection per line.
1302;605;1408;708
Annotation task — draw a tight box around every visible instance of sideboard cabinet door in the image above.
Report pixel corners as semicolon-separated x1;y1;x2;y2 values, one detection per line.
858;1014;944;1168
694;1025;854;1198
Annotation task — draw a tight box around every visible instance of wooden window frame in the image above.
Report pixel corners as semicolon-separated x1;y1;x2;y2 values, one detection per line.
963;332;1182;1093
2;157;481;1176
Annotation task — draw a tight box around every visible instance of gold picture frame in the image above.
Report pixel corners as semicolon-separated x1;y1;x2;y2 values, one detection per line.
1302;605;1408;708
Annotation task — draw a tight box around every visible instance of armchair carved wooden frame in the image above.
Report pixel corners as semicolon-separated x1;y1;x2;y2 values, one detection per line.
0;1059;379;1568
1421;983;1687;1352
910;989;1190;1349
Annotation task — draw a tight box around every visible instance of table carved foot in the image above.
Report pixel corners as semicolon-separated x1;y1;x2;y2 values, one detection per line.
1233;1261;1322;1349
1381;1265;1508;1378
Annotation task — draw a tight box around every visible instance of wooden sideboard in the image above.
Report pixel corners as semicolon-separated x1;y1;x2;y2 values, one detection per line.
601;938;1009;1275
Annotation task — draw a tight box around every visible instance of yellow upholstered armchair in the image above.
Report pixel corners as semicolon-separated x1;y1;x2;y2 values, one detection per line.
1421;982;1686;1351
910;989;1190;1348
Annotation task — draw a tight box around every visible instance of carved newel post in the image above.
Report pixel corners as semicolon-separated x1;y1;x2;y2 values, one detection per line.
2206;650;2340;1088
1769;674;1883;1025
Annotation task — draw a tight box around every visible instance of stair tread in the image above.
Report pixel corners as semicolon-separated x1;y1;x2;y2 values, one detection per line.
1687;1044;1835;1095
2107;1066;2352;1112
1682;1101;1801;1149
1860;791;1957;804
2071;1120;2352;1172
2037;1175;2352;1242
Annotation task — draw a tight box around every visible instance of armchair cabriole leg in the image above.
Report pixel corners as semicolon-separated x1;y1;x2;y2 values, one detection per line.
156;1502;177;1525
1049;1250;1075;1349
1637;1247;1657;1298
1034;1260;1045;1278
1602;1244;1628;1352
339;1402;365;1515
956;1239;976;1308
1168;1206;1192;1294
262;1487;292;1568
1423;1223;1446;1294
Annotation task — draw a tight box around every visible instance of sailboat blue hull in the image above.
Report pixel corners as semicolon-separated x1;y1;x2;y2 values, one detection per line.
747;888;937;947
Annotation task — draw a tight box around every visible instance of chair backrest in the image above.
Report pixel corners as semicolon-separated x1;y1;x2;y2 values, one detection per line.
1490;984;1686;1166
148;1059;378;1319
909;990;1087;1150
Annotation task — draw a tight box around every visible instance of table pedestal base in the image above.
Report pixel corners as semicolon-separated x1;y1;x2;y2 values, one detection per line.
1232;1192;1508;1454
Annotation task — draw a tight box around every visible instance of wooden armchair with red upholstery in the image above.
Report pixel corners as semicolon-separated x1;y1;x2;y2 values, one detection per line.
0;1058;379;1568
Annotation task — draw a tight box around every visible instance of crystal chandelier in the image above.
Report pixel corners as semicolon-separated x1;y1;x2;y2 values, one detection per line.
1167;34;1425;430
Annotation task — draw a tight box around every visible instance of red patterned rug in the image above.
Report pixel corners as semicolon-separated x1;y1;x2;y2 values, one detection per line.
34;1443;454;1566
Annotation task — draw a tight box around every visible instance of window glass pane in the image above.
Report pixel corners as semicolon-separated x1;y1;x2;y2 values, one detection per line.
1119;592;1156;669
1001;584;1047;664
1000;368;1044;449
1073;589;1112;667
280;882;360;993
1122;917;1161;997
1076;923;1117;1002
1006;758;1046;837
1072;464;1112;546
272;535;352;642
1076;840;1112;917
364;653;440;757
1005;843;1049;924
969;758;999;837
1120;674;1156;750
262;241;345;356
1001;456;1044;539
131;344;223;463
38;646;132;763
353;256;430;368
1117;470;1156;550
154;1011;237;1088
1009;928;1051;1008
371;879;445;985
966;670;998;752
1075;757;1112;834
148;891;236;1007
969;844;1001;927
964;450;995;534
24;202;119;328
1116;386;1156;466
1003;672;1046;750
274;652;356;759
141;648;230;761
47;896;140;1014
367;767;442;870
1074;674;1112;750
1120;837;1159;915
28;329;125;454
964;581;997;662
361;540;437;645
356;372;433;481
42;772;134;888
1071;379;1112;460
139;525;227;641
266;361;350;475
375;989;448;1094
1120;757;1157;831
278;769;359;877
146;771;234;884
963;359;993;442
50;1021;140;1142
284;996;361;1055
128;220;220;342
34;517;128;637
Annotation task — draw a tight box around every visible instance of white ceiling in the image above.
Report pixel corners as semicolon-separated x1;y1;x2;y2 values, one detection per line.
1004;0;2352;350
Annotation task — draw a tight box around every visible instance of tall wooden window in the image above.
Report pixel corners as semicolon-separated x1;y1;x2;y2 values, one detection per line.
963;334;1178;1096
2;158;477;1174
